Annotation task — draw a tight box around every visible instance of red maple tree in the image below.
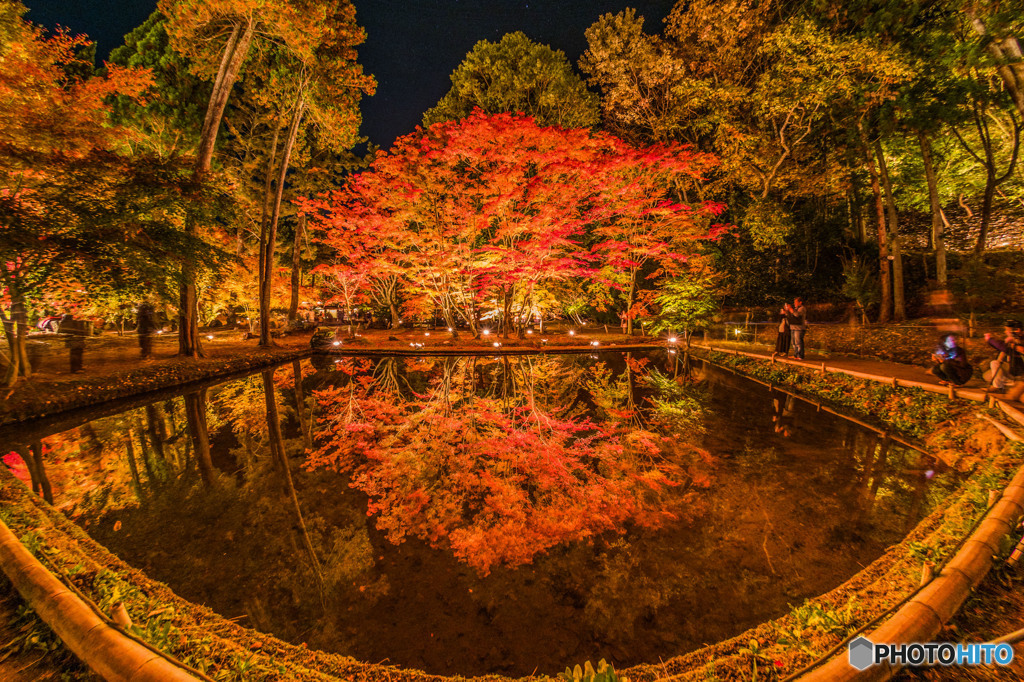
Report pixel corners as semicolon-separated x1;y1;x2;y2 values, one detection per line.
304;110;726;337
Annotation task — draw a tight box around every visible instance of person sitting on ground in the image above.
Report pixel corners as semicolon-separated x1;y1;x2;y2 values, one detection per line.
983;320;1024;394
929;333;973;386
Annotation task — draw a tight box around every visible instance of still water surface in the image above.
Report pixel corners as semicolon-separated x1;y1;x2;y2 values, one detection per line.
3;351;954;676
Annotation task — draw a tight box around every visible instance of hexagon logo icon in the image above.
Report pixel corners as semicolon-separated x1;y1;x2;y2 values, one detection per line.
848;636;875;671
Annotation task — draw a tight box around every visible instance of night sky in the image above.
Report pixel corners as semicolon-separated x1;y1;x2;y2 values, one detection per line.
24;0;676;149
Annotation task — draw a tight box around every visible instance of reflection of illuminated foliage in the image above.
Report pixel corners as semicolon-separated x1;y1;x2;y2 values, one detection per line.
643;367;709;437
309;354;714;574
15;399;198;517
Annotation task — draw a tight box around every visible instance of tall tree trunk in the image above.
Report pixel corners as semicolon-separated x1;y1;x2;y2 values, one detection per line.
918;131;947;286
184;390;214;486
501;288;513;339
196;21;255;176
972;98;998;256
288;214;307;321
1;296;30;387
860;124;891;323
874;139;905;321
258;119;285;342
952;104;1020;256
179;19;256;357
970;15;1024;120
1;306;19;389
389;298;400;330
14;447;41;500
260;97;306;348
625;269;637;335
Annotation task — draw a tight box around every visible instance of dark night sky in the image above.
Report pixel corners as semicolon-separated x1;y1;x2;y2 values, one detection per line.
23;0;677;149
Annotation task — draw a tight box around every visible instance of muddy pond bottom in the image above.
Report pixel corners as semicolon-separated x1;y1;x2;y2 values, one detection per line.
7;352;954;676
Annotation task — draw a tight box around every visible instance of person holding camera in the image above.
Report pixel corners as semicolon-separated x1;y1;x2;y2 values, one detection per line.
783;297;807;359
929;333;973;386
984;320;1024;394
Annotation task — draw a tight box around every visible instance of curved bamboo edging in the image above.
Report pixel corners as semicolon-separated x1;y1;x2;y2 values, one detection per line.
799;459;1024;680
695;345;1024;680
0;518;201;682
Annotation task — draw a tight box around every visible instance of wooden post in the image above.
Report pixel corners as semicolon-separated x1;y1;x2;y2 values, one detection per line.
920;562;934;587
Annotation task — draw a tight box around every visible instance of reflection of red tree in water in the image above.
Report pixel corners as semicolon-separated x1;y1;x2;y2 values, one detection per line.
307;357;712;574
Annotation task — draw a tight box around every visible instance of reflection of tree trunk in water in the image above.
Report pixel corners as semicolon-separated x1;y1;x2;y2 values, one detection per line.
843;430;871;498
239;431;257;474
81;421;104;460
15;442;52;504
184;390;215;486
145;404;169;466
163;399;183;469
28;442;51;504
624;352;641;425
500;356;512;409
14;447;42;500
904;470;928;535
263;369;325;602
438;357;456;415
374;357;401;396
181;434;192;473
133;417;158;485
866;442;889;505
124;433;144;501
858;435;890;516
292;359;312;450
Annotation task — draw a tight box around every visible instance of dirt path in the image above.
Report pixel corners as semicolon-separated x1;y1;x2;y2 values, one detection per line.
699;340;1021;406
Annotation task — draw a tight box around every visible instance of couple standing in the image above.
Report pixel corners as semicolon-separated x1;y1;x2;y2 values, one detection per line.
774;297;807;360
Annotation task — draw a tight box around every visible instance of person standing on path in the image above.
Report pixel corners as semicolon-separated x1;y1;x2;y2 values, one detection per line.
785;297;807;359
773;307;790;357
137;302;156;359
58;313;87;372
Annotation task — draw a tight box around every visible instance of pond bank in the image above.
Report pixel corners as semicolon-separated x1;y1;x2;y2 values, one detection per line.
1;329;661;427
1;346;1022;681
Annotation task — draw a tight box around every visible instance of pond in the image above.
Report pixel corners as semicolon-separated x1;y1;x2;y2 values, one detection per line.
1;351;956;677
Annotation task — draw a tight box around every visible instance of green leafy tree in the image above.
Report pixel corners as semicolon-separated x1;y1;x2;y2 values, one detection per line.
649;273;720;346
0;16;232;387
424;31;599;129
107;10;210;157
